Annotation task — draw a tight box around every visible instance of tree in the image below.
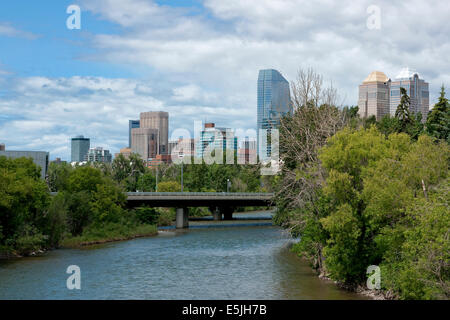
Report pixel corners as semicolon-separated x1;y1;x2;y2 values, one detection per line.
426;85;450;142
0;156;51;254
395;87;413;130
157;181;181;192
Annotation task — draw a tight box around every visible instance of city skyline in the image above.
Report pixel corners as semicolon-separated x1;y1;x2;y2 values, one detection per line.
1;1;449;160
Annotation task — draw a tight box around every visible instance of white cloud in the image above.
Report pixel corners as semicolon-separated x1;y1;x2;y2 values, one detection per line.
0;22;38;39
0;76;253;160
2;0;449;158
79;0;449;108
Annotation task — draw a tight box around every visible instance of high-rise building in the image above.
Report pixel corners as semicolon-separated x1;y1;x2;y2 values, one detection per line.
0;145;49;179
389;67;429;121
358;68;430;122
131;128;159;161
128;120;140;148
257;69;291;158
71;135;90;163
358;71;391;120
84;147;112;163
139;111;169;155
170;138;196;159
196;123;238;159
238;138;257;164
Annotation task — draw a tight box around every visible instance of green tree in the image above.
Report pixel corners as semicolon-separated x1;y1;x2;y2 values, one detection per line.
426;85;450;142
395;87;413;130
157;181;181;192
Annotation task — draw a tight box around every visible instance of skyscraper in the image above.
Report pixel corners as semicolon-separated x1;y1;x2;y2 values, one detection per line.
139;111;169;154
129;120;140;148
389;67;429;121
358;71;391;120
131;128;159;161
358;68;430;122
71;135;90;162
196;123;238;159
257;69;291;157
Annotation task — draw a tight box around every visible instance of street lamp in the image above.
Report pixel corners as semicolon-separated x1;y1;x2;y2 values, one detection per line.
227;178;231;193
179;154;184;192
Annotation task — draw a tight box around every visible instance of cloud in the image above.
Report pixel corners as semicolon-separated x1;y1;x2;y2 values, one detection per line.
0;22;39;39
78;0;449;108
0;76;253;160
2;0;449;159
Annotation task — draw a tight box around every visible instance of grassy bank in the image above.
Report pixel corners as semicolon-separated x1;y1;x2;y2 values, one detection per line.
60;223;158;248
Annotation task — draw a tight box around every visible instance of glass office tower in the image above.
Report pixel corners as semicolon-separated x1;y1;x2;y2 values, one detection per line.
129;120;140;148
71;135;90;162
257;69;291;158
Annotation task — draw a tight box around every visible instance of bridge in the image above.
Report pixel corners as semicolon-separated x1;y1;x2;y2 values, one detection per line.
126;192;274;229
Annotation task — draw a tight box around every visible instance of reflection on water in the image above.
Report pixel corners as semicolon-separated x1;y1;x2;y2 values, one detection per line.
0;211;365;300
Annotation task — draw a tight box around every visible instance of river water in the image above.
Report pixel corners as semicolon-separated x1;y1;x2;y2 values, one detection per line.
0;211;364;300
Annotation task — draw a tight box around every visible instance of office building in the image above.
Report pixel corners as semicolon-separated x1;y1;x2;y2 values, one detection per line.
71;135;90;162
131;128;159;161
170;138;195;159
358;68;430;122
389;67;429;121
139;111;169;155
358;71;391;120
114;147;132;159
0;145;49;179
238;138;257;164
129;120;140;148
84;147;112;163
196;123;238;158
257;69;292;158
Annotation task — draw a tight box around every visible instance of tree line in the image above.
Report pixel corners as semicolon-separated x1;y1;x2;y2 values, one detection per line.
1;149;270;256
275;68;449;299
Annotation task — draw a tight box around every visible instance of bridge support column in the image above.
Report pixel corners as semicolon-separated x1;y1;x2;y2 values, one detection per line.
176;207;189;229
213;207;222;221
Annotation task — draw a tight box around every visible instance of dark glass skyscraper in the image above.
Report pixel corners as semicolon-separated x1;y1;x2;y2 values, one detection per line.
257;69;291;157
129;120;140;148
71;135;90;162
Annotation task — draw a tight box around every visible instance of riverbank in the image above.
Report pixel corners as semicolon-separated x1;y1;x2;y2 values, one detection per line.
60;224;158;248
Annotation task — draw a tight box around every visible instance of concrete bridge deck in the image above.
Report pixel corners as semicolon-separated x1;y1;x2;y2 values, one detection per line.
126;192;274;207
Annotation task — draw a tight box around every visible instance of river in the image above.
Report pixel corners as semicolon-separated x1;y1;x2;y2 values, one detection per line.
0;211;365;300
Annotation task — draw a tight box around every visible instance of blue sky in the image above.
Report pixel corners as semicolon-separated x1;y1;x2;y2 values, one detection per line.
0;0;449;160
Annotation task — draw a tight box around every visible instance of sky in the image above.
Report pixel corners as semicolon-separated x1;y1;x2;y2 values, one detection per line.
0;0;449;160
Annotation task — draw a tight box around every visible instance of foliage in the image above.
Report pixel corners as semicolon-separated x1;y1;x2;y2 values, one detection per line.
426;85;450;142
157;181;182;192
0;156;51;255
278;119;449;299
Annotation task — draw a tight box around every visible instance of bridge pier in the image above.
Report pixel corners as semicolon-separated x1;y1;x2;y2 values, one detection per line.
176;207;189;229
213;207;222;221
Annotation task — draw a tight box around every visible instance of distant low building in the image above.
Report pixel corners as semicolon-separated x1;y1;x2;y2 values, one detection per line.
0;143;5;151
170;138;195;159
51;157;67;165
84;147;112;163
147;154;172;168
0;145;49;179
115;147;132;159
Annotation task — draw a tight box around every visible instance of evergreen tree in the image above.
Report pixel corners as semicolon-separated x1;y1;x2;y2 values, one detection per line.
395;87;412;130
426;85;450;142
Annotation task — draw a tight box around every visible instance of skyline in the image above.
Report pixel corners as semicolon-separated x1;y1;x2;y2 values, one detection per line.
1;0;449;160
